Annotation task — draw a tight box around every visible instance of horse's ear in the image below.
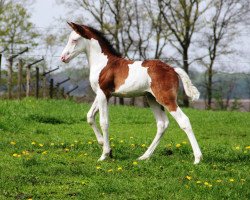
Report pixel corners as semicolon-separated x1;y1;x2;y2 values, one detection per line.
67;22;87;38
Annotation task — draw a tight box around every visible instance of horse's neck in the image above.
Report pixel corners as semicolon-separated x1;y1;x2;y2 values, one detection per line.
86;39;109;91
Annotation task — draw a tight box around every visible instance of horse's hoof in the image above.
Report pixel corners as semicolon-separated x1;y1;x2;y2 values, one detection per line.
98;150;112;161
194;155;203;164
137;155;149;160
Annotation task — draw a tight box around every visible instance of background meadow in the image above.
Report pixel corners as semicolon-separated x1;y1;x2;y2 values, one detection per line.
0;99;249;199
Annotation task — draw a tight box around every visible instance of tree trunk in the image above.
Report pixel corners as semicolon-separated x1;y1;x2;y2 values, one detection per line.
182;51;189;107
207;67;213;109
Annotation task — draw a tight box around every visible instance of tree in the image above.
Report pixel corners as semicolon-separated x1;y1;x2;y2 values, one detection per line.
158;0;209;107
0;1;38;98
200;0;250;109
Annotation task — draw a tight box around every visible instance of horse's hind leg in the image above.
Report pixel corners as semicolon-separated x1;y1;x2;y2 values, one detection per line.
169;105;202;164
138;95;169;160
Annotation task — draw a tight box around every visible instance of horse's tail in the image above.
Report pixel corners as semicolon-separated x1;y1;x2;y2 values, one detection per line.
174;67;200;101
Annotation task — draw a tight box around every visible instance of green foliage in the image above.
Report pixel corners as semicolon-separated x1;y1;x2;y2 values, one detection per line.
0;99;249;199
0;1;38;53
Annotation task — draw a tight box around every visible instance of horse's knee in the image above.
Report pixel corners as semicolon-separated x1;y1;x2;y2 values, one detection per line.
178;115;192;132
157;119;169;132
87;113;94;125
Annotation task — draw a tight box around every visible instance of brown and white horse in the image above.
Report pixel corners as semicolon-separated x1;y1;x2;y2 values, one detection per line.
61;22;202;164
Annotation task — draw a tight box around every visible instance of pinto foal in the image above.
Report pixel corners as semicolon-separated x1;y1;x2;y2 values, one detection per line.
61;22;202;164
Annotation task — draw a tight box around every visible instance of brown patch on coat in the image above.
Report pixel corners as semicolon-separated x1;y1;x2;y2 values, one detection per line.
142;60;179;111
99;57;133;98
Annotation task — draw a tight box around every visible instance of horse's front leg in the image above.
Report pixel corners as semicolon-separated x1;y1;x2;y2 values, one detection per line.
96;90;111;161
87;97;104;145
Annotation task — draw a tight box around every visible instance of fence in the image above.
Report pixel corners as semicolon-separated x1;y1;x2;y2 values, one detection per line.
0;48;79;99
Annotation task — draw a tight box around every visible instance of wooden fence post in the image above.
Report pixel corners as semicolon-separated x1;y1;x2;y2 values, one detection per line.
17;59;23;99
49;78;54;98
7;58;13;99
35;67;39;99
26;65;31;97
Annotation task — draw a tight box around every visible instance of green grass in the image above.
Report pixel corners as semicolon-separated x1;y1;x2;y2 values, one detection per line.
0;98;249;200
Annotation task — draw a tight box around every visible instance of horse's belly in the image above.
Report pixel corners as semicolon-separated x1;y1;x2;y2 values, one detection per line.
113;61;151;97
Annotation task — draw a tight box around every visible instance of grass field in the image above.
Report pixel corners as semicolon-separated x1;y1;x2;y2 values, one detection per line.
0;98;249;200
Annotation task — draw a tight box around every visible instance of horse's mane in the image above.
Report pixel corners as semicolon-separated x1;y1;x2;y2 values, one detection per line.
86;26;122;58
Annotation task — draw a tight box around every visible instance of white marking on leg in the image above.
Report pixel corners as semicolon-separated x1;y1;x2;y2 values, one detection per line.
138;97;169;160
170;107;202;164
96;90;111;161
87;97;103;145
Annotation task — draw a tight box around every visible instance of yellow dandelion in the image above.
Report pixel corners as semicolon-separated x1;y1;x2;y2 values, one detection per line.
182;141;187;144
50;143;55;146
243;150;247;154
204;182;209;186
235;146;240;150
42;151;47;155
70;144;75;147
196;181;202;184
208;184;212;187
22;150;29;155
117;166;123;171
131;144;135;147
245;146;250;149
229;179;235;182
176;144;181;148
10;141;16;145
185;176;192;180
120;140;124;143
39;143;44;147
74;140;78;143
166;144;172;148
28;198;33;200
133;161;138;165
88;141;93;145
130;137;134;139
107;169;113;172
31;141;36;145
12;153;18;157
216;180;222;183
111;144;115;147
96;166;101;170
64;148;70;152
84;153;88;156
61;142;64;146
110;137;114;141
141;144;146;148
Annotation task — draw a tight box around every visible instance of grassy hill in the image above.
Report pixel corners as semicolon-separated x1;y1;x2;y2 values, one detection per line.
0;99;249;199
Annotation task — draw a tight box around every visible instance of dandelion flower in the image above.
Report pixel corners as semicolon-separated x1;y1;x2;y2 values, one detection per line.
117;166;123;171
196;181;202;184
208;184;212;187
13;153;21;158
182;141;187;144
130;137;134;139
31;141;36;145
96;166;101;170
70;144;75;147
176;144;181;148
131;144;135;148
185;176;192;180
42;151;47;155
204;182;209;186
39;144;44;147
22;150;29;155
166;144;172;148
50;143;55;146
107;169;113;172
84;153;88;156
141;144;146;148
111;144;115;147
64;148;70;152
88;141;93;145
133;161;138;165
229;179;235;182
120;140;124;143
235;146;240;150
245;146;250;149
216;180;222;183
10;141;16;145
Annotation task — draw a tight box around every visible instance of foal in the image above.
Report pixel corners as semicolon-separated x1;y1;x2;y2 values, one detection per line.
61;22;202;164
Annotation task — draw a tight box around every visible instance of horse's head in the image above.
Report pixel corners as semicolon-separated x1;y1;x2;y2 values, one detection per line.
61;22;89;63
